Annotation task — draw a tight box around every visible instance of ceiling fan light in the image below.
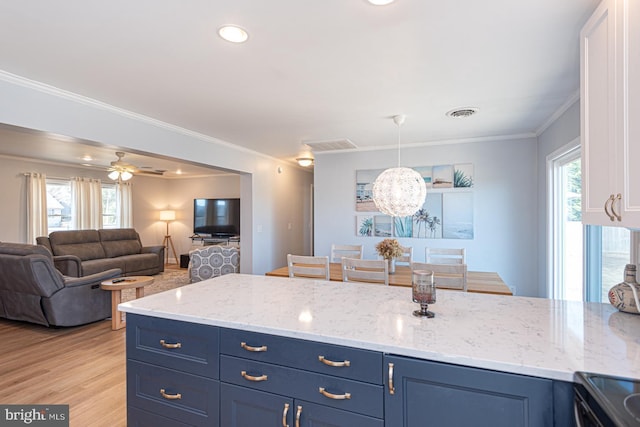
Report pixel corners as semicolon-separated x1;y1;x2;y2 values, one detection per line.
108;170;120;180
120;171;133;181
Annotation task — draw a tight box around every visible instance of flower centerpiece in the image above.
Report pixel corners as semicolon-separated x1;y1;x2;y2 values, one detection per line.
375;238;403;274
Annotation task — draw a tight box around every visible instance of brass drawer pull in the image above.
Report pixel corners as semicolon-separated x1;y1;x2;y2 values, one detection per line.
241;370;268;382
318;355;350;367
604;195;615;221
241;341;268;352
318;387;351;400
295;405;302;427
388;362;395;395
160;388;182;400
159;339;182;349
282;403;290;427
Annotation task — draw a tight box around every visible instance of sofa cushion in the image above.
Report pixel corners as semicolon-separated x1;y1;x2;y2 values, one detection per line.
49;230;106;261
119;253;161;274
0;242;53;260
82;258;126;276
99;229;142;258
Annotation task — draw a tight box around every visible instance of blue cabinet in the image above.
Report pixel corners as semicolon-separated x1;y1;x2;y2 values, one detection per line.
125;314;574;427
126;314;220;427
384;355;572;427
219;329;384;427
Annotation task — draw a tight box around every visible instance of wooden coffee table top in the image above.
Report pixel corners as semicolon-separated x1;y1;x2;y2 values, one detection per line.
100;276;154;291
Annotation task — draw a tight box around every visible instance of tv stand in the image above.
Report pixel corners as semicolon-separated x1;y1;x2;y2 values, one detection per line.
191;235;240;246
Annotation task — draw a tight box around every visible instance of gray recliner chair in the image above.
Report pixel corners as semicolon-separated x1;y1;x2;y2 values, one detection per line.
0;242;121;327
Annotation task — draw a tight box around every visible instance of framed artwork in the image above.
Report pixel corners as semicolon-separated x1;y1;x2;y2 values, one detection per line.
442;192;474;239
374;215;392;237
356;169;383;212
356;215;374;237
355;163;474;240
412;192;443;239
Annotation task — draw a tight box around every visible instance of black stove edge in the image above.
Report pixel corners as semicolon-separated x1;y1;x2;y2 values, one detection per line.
575;371;640;427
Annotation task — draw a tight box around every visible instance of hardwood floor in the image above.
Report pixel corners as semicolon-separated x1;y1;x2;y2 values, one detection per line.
0;318;127;426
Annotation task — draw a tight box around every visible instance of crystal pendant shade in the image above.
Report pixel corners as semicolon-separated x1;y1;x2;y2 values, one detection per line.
372;167;426;217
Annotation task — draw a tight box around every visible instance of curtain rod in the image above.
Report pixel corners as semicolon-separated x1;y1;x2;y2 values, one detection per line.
22;173;109;181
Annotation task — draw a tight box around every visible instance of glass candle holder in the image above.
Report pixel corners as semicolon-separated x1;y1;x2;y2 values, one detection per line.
412;270;435;318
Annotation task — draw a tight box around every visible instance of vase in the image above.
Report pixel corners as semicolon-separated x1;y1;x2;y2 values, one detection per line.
388;258;396;274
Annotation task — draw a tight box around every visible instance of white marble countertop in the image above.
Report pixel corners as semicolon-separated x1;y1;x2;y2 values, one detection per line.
119;273;640;382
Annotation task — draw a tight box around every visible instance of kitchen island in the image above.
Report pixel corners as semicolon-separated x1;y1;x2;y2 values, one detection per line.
120;274;640;426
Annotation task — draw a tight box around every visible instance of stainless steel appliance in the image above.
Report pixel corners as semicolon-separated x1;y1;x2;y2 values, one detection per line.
575;372;640;426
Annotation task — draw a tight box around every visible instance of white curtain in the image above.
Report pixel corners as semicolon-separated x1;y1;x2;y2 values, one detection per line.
71;177;103;230
116;181;133;228
26;172;48;243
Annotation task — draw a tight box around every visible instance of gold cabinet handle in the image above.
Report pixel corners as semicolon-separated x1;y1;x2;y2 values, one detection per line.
604;194;615;221
241;370;268;382
282;403;290;427
611;193;622;221
295;405;302;427
318;387;351;400
388;362;395;395
159;339;182;349
160;388;182;400
240;341;268;352
318;355;350;367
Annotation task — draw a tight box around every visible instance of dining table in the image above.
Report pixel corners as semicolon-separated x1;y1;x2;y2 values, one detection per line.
265;262;512;296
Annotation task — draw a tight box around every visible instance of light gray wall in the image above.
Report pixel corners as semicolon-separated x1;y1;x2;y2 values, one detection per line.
536;100;581;297
314;137;539;296
0;76;313;274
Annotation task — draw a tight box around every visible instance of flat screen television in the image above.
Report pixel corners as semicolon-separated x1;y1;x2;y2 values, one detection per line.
193;198;240;237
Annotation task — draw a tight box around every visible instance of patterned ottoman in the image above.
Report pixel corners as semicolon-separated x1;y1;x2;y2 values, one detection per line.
188;245;239;283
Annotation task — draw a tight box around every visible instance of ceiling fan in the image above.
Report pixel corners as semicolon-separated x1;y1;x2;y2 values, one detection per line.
106;151;165;181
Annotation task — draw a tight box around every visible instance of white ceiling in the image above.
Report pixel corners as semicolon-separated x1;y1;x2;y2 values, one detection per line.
0;0;599;174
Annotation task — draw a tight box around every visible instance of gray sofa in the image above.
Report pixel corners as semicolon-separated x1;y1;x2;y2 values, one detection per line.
37;228;164;277
0;242;121;327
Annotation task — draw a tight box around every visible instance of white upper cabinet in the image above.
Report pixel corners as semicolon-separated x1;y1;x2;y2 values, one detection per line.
581;0;640;227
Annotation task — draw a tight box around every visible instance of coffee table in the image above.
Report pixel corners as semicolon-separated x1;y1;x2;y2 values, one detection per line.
100;276;154;330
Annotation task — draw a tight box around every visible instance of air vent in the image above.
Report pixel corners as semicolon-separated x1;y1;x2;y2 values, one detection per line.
304;138;357;152
446;107;479;118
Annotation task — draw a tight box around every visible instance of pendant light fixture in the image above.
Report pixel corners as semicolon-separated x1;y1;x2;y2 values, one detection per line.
372;115;426;217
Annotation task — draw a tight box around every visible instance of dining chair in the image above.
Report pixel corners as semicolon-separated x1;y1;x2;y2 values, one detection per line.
411;261;468;291
287;254;330;280
396;245;413;265
330;244;363;263
341;257;389;286
425;247;466;265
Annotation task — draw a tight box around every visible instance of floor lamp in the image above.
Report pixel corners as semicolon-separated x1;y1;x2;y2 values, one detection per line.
160;210;178;265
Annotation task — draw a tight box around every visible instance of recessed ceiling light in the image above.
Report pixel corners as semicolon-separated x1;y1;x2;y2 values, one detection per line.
446;107;479;118
218;25;249;43
367;0;395;5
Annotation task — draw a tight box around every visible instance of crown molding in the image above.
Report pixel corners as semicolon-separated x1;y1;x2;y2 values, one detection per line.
534;90;580;136
0;70;276;162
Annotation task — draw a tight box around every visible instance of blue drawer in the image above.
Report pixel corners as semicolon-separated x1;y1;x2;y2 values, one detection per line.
127;360;220;427
220;328;382;384
220;355;383;419
128;406;197;427
127;314;219;379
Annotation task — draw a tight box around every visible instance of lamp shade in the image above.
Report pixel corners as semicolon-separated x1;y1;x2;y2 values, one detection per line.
159;210;176;221
108;170;120;180
372;167;426;217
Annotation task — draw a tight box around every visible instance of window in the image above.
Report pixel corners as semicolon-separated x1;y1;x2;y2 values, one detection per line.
46;179;119;232
101;183;117;228
548;141;637;302
548;142;583;300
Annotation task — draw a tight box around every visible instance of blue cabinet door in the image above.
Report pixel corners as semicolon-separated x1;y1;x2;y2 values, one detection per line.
221;383;293;427
221;383;383;427
384;355;554;427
